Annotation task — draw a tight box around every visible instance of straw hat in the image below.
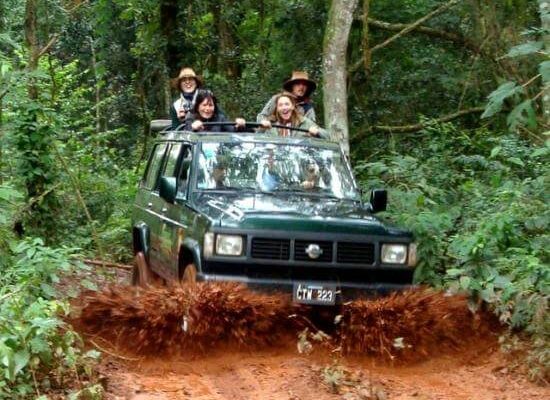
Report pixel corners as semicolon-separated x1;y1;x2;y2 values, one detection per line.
171;67;203;89
282;71;317;97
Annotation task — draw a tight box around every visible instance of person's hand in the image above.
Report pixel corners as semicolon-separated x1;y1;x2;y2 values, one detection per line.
301;180;315;189
235;118;246;128
260;119;272;129
191;120;204;131
177;108;187;120
308;126;319;137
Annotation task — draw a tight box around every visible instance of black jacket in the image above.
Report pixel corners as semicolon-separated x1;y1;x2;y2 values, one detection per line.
183;111;237;132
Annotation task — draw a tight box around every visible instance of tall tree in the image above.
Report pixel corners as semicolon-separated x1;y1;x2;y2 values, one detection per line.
322;0;358;154
539;0;549;127
16;0;58;237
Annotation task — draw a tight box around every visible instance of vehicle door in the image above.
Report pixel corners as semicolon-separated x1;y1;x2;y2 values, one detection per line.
134;142;169;266
154;142;195;280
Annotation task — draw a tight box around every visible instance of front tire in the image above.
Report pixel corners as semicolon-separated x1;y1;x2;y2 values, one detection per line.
132;251;152;287
181;263;197;286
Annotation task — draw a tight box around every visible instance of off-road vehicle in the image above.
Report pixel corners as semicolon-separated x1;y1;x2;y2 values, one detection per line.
131;123;417;305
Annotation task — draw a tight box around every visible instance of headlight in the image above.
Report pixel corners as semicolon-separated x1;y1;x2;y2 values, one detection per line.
381;244;407;264
216;234;243;256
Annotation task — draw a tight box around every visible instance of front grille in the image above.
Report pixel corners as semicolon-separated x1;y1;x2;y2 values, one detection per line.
251;238;290;260
203;261;415;285
294;240;333;262
337;242;375;264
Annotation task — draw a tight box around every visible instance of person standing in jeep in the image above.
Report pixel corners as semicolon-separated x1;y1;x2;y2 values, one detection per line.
169;67;203;130
184;89;245;132
257;70;317;123
260;92;327;138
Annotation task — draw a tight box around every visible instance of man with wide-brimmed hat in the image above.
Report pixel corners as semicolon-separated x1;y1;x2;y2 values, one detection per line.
257;70;317;124
170;67;204;130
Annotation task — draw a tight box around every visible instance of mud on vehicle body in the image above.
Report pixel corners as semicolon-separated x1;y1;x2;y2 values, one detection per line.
131;122;417;305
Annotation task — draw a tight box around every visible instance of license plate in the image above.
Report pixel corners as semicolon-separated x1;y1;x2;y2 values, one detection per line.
293;283;336;305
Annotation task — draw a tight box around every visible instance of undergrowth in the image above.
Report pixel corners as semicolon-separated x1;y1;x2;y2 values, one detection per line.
354;123;549;383
0;186;101;399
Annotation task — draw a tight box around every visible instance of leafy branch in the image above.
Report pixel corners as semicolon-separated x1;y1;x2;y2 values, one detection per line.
350;0;461;72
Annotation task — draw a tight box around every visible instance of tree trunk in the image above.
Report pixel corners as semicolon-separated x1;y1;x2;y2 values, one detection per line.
322;0;359;154
89;35;104;133
213;2;239;79
25;0;39;101
0;93;3;184
160;0;180;75
18;0;58;238
0;0;4;181
539;0;550;127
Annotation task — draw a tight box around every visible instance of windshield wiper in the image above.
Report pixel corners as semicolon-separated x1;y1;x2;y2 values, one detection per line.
268;188;344;200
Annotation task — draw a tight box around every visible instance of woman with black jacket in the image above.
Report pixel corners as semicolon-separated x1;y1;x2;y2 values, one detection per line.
184;90;246;132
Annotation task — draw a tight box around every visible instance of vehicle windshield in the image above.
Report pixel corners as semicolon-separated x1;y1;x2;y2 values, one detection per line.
196;141;360;200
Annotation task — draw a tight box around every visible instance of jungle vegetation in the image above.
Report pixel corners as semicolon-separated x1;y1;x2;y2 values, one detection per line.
0;0;548;397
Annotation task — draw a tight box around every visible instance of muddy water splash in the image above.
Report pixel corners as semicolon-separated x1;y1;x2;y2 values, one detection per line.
74;284;493;359
75;283;294;355
338;288;492;361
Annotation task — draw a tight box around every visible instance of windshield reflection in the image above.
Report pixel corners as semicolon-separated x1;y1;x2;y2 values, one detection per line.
196;142;359;200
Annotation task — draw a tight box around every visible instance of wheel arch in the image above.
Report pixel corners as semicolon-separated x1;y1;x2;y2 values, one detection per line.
132;222;150;256
177;238;202;280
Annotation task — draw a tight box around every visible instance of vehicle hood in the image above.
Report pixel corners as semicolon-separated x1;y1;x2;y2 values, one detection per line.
192;192;410;236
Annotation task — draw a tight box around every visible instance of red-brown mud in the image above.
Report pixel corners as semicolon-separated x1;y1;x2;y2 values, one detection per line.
74;283;295;354
96;343;549;400
72;283;549;399
338;289;493;361
74;284;492;362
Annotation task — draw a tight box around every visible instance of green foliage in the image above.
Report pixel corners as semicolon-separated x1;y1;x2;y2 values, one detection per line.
505;41;544;58
0;186;101;398
482;4;548;132
355;122;549;382
0;237;101;398
481;81;524;119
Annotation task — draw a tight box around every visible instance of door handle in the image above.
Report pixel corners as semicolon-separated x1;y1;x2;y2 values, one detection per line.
147;202;153;208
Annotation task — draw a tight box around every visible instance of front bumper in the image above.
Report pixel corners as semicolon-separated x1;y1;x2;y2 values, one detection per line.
198;261;415;302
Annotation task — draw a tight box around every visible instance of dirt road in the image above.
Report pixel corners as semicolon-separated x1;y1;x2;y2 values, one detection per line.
97;341;547;400
71;271;548;400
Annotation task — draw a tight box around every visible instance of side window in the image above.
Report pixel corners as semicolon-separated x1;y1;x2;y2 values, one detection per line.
176;145;193;199
164;143;182;177
142;144;168;190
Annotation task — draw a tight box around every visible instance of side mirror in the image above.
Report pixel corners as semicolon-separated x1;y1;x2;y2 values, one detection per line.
159;176;177;203
369;189;387;213
150;119;171;132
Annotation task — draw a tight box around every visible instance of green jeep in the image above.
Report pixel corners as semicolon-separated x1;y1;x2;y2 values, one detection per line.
132;124;417;305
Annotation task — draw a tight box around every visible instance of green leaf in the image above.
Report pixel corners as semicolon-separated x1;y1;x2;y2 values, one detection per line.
493;275;511;289
530;147;549;158
507;157;525;167
13;350;30;377
446;268;463;277
489;146;502;158
0;62;10;76
460;276;471;290
3;353;16;381
480;285;495;302
504;41;543;58
482;82;523;119
507;100;537;131
40;283;57;298
540;61;550;82
80;279;98;291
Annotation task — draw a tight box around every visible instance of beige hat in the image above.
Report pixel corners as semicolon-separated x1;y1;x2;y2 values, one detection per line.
283;71;317;97
171;67;203;89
